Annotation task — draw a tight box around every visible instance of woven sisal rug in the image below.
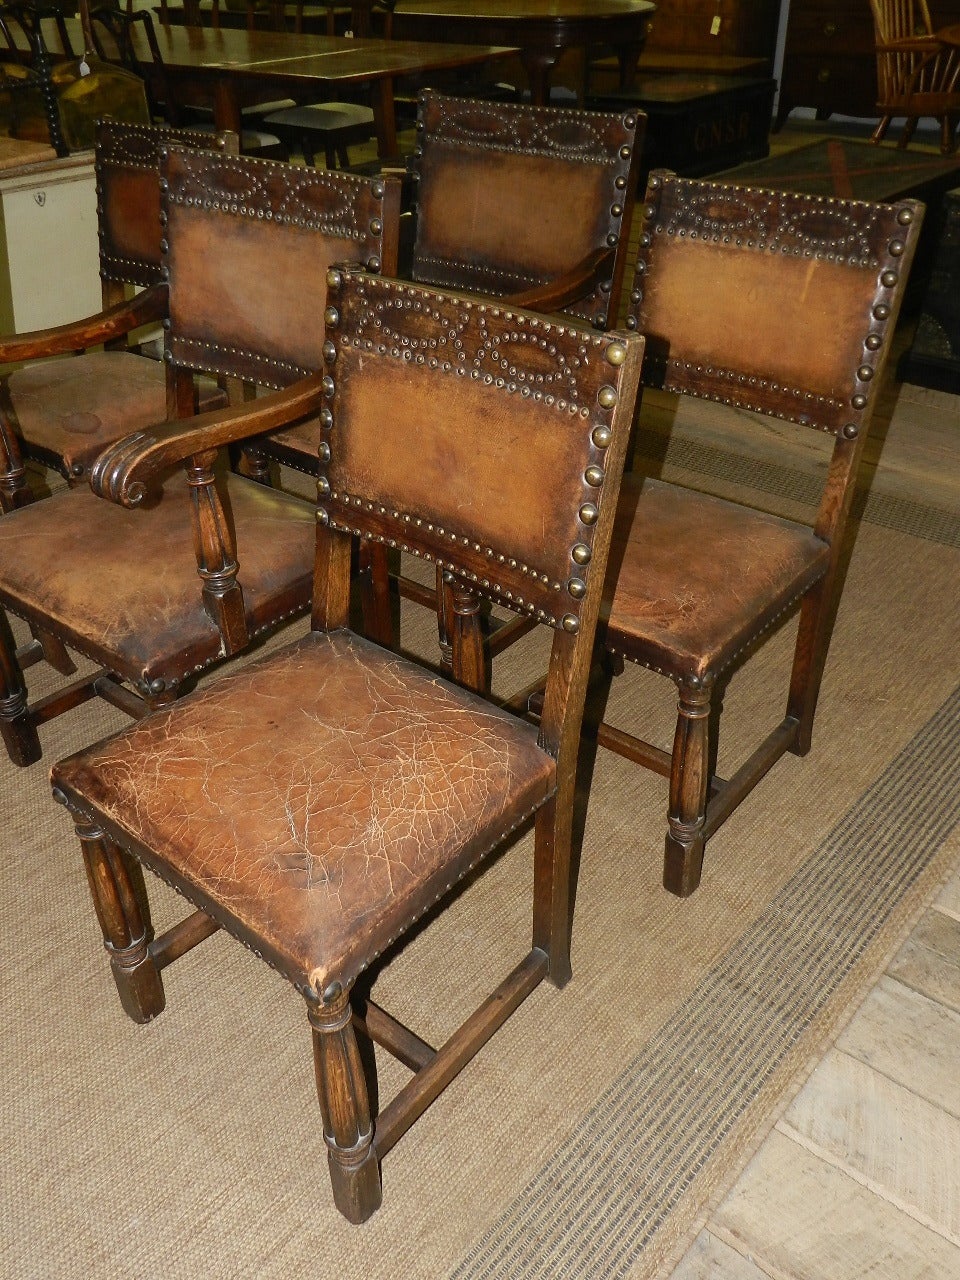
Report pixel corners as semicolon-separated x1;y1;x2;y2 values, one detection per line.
3;416;959;1279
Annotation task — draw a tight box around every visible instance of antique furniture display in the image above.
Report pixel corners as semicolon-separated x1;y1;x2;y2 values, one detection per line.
869;0;960;153
599;171;924;897
0;146;402;766
63;16;518;156
49;267;645;1224
0;2;71;154
255;89;642;650
0;118;235;512
776;0;960;130
391;0;656;105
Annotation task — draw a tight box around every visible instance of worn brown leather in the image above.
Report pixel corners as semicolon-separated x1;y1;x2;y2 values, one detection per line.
411;90;642;329
604;476;831;680
0;471;314;688
0;120;234;486
52;629;556;991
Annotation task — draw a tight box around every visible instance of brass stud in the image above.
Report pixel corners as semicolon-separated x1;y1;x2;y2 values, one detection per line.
592;425;612;448
318;442;331;462
881;269;897;287
317;477;331;496
897;207;914;225
865;334;882;351
572;543;592;565
324;306;340;327
852;393;868;409
561;614;580;633
567;577;586;598
598;385;619;408
842;422;859;439
322;375;335;398
320;407;333;429
322;340;337;364
873;303;891;320
370;218;382;235
605;343;627;367
584;465;605;487
579;503;599;525
889;239;905;256
326;268;342;290
857;364;874;381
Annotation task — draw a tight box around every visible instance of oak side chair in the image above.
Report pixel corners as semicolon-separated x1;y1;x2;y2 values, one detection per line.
258;89;644;650
0;118;237;515
50;267;644;1224
599;171;924;896
0;145;401;767
869;0;960;154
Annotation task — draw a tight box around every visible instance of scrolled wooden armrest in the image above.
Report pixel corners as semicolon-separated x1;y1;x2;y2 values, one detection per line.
0;284;169;364
506;248;616;316
90;373;327;508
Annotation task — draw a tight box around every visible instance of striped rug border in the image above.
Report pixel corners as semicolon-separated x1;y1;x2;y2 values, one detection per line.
638;434;960;549
451;681;960;1280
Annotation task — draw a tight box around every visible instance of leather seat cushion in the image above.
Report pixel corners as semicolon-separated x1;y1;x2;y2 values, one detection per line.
1;351;226;479
604;476;831;680
53;629;556;992
0;470;314;687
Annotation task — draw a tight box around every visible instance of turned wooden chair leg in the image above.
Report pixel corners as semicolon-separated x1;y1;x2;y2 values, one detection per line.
308;984;381;1224
70;815;166;1024
0;609;41;767
358;543;394;648
664;674;714;898
531;793;573;988
871;114;892;144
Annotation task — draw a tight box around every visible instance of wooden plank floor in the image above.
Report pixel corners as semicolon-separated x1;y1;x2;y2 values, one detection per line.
668;867;960;1278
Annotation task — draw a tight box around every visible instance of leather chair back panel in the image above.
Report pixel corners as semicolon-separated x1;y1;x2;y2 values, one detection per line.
163;147;399;387
325;272;638;630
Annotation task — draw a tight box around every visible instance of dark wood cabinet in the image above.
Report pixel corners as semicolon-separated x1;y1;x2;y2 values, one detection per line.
776;0;960;127
643;0;781;60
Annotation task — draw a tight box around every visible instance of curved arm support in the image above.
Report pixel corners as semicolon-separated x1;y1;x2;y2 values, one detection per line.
89;374;327;509
506;248;615;316
0;285;169;364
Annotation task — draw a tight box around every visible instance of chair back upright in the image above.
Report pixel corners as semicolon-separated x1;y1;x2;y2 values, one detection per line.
320;267;644;752
628;169;922;545
158;145;400;414
410;90;642;329
95;118;238;309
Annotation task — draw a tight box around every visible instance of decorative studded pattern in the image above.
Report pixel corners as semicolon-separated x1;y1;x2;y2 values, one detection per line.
95;119;235;290
628;170;922;435
411;90;642;329
320;270;639;630
162;145;399;388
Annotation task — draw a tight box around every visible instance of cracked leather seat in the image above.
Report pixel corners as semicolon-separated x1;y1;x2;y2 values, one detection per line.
598;170;924;897
50;268;644;1224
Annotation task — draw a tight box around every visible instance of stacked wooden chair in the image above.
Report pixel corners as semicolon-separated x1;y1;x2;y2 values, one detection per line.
0;145;401;766
596;171;924;895
50;266;644;1223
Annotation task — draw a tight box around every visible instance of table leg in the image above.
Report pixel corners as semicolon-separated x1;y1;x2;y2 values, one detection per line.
616;40;643;92
521;49;560;106
213;81;243;135
371;79;397;158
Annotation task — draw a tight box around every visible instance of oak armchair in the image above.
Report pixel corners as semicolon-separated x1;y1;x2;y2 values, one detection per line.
599;171;924;895
869;0;960;153
0;118;237;513
0;146;401;766
50;267;644;1223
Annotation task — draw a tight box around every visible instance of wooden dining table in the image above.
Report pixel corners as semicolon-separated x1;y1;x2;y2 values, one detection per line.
55;18;517;155
390;0;656;105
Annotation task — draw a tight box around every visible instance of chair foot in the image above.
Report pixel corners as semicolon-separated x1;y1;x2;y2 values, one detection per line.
663;825;706;897
107;934;167;1024
0;703;42;766
310;985;382;1223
